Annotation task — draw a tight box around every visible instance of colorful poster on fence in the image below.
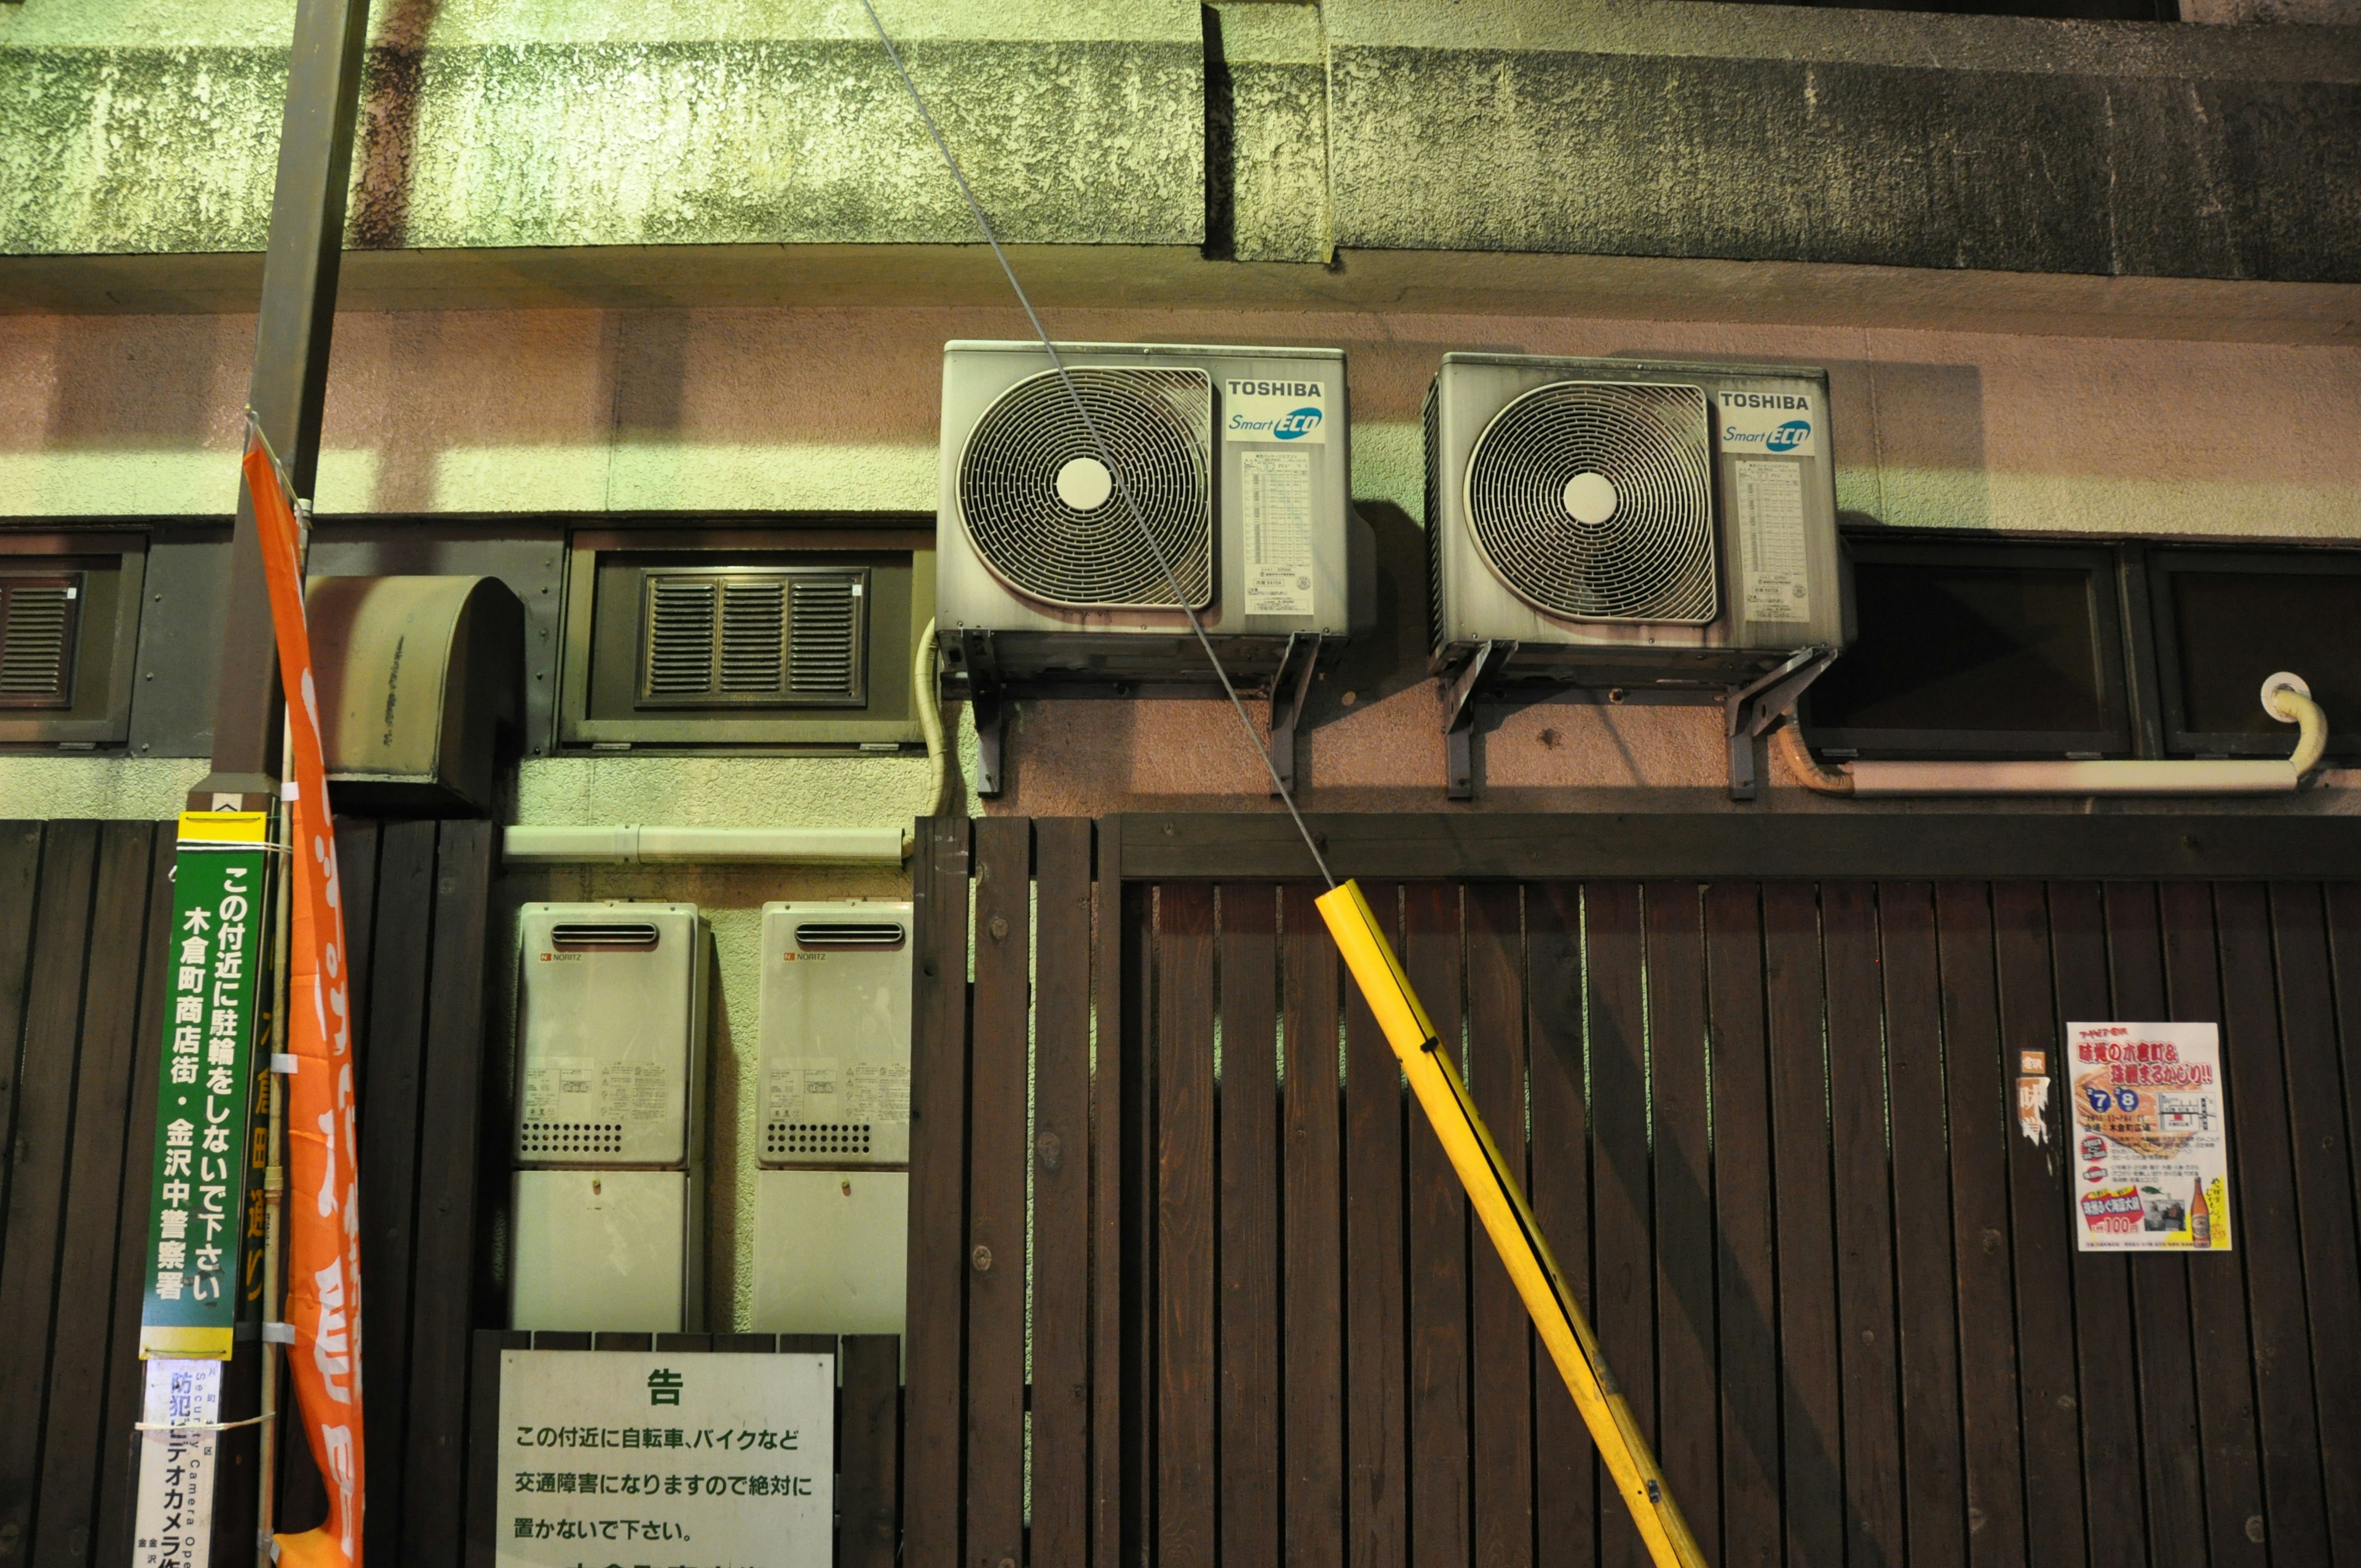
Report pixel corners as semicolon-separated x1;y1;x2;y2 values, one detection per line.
138;811;271;1358
2068;1021;2231;1252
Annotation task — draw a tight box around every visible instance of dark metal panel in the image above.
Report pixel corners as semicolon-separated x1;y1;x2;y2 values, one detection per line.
127;528;230;760
1115;812;2361;883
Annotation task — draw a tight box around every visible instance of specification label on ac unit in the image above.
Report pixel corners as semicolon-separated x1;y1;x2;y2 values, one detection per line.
1240;448;1316;615
1734;459;1812;624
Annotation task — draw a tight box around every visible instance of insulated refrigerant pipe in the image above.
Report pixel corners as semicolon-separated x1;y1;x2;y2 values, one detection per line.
1779;671;2330;796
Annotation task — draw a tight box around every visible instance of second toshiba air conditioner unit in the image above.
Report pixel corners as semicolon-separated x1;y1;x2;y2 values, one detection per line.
936;341;1359;686
1427;354;1849;691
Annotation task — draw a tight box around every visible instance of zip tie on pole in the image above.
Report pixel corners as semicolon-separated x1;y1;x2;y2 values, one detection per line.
135;1409;277;1435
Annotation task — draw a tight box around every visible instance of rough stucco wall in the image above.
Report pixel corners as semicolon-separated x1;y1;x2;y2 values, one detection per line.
0;0;1204;256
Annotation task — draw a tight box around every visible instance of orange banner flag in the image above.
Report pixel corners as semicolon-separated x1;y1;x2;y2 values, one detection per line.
244;419;366;1568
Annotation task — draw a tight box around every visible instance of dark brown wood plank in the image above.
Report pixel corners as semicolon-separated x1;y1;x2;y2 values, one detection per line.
2102;882;2208;1568
1219;881;1282;1568
1157;881;1217;1568
905;815;970;1568
2206;882;2329;1561
1281;881;1345;1568
2269;883;2361;1563
1703;884;1778;1568
965;817;1032;1568
358;818;437;1565
1466;883;1533;1568
1988;881;2089;1568
1033;820;1094;1568
1879;881;1966;1568
1528;881;1595;1568
1404;882;1471;1568
1762;881;1842;1568
1640;882;1718;1561
1093;819;1132;1568
1346;882;1407;1568
1586;881;1654;1568
0;822;99;1559
30;822;157;1568
95;836;175;1568
1821;880;1904;1567
336;819;381;1051
841;1332;901;1568
2045;881;2146;1568
0;823;46;1229
400;820;495;1564
1933;882;2029;1565
2154;881;2270;1568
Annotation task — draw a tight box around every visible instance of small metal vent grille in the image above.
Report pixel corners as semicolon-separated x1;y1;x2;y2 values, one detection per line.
0;576;79;710
765;1121;874;1158
1465;381;1718;624
518;1121;625;1155
959;366;1212;609
639;568;867;707
788;576;858;698
550;922;661;950
794;921;907;950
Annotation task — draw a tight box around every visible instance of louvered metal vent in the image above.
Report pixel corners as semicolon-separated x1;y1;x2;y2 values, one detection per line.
1466;382;1718;624
550;922;661;950
0;575;81;710
764;1122;874;1158
958;366;1213;609
638;568;867;708
793;921;908;950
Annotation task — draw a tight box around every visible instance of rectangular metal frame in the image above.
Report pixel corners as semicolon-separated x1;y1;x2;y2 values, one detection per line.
558;525;933;751
0;531;146;750
1801;536;2132;759
2146;545;2361;760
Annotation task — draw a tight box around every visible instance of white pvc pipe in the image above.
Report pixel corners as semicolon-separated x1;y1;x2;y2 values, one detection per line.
1779;672;2331;798
503;825;909;865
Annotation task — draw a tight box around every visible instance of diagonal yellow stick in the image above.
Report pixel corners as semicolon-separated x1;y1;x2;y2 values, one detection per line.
1316;880;1711;1568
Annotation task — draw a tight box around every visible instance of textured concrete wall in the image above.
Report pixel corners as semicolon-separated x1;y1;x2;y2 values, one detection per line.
0;0;1204;255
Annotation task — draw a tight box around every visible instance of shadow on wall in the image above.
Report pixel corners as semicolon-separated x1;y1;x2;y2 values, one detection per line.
1828;358;1992;532
352;0;447;252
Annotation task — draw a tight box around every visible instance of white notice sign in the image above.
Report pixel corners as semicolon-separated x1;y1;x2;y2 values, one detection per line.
497;1348;834;1567
133;1358;219;1568
2068;1021;2231;1252
1240;448;1316;615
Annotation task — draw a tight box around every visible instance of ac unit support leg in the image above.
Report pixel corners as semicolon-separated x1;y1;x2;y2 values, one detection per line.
953;629;1008;798
1723;644;1837;801
1268;632;1324;796
1442;640;1514;801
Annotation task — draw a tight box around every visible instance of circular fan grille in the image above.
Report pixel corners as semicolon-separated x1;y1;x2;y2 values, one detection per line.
1465;381;1718;624
959;367;1213;609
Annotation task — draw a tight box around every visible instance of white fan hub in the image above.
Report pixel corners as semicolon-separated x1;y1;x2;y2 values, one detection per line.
1056;456;1115;512
1561;471;1618;526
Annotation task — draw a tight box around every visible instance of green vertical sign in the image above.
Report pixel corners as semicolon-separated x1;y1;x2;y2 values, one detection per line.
140;812;272;1360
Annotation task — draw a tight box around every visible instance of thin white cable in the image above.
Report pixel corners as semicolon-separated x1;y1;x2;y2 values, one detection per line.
857;0;1337;889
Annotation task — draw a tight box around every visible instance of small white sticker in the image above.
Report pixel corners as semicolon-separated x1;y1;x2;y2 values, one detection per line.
134;1359;219;1568
1734;459;1811;624
1716;390;1820;457
1222;375;1329;444
1240;449;1316;615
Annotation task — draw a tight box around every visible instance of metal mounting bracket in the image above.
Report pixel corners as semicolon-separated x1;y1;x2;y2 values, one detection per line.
1442;640;1516;801
1723;644;1837;801
954;629;1007;798
1267;632;1324;796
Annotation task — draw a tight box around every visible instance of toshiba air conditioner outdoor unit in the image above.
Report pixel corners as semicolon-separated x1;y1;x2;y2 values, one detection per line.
1426;354;1848;691
756;901;912;1169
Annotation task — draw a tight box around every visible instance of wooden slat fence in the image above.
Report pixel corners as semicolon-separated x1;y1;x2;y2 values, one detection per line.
909;814;2361;1568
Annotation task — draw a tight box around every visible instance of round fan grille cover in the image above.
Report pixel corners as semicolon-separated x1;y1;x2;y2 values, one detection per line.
959;367;1213;609
1465;381;1718;624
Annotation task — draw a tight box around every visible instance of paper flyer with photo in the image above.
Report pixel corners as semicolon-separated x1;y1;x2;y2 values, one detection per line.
2068;1021;2231;1252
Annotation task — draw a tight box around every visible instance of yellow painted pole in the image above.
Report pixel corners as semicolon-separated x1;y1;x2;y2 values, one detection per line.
1315;879;1710;1568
